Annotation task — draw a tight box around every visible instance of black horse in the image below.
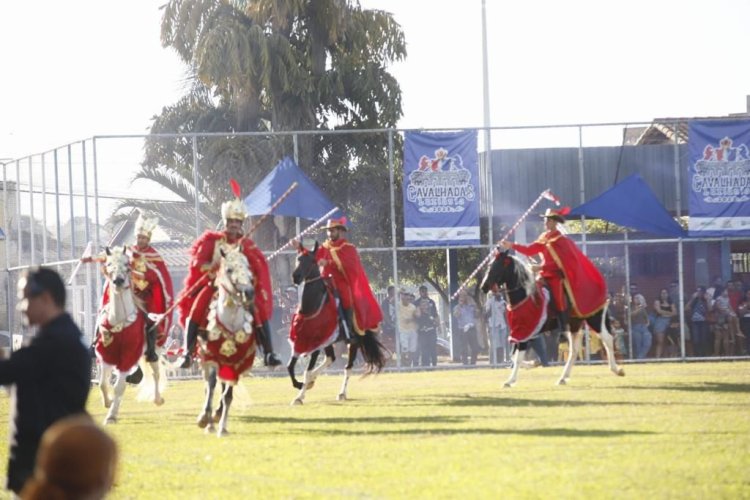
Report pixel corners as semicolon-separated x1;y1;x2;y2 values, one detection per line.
480;249;624;386
287;241;388;404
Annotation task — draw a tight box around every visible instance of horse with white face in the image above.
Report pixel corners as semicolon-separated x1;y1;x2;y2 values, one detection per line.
195;245;256;436
94;246;164;425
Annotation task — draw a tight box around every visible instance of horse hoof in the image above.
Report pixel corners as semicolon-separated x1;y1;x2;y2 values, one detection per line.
306;380;316;390
213;411;222;424
291;398;303;406
217;428;229;437
104;416;117;425
557;379;567;386
197;413;211;429
292;381;303;390
102;400;112;409
617;368;626;377
154;396;165;406
503;382;513;388
336;393;347;401
205;425;215;434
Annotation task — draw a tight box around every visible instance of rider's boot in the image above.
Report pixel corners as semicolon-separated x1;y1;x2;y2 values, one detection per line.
256;321;282;367
144;324;159;363
342;308;359;345
177;320;199;369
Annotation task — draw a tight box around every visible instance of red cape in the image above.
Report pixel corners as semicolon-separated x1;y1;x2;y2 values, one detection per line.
514;230;607;318
177;231;273;327
507;285;549;344
316;238;383;334
131;245;174;346
95;312;145;373
544;232;607;317
288;286;339;356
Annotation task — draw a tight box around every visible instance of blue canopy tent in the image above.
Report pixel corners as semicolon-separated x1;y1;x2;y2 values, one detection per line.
569;173;687;237
244;156;339;221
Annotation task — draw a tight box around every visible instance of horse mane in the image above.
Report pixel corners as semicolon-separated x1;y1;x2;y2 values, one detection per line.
509;254;537;297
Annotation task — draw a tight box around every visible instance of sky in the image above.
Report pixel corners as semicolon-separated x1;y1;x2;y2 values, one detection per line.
2;0;750;160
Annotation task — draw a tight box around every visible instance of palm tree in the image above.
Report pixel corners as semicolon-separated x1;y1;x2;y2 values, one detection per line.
116;0;407;244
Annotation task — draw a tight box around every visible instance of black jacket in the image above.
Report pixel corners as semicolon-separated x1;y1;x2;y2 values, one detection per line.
0;313;91;493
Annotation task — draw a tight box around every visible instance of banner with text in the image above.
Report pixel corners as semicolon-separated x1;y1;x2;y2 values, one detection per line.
403;130;480;246
689;120;750;236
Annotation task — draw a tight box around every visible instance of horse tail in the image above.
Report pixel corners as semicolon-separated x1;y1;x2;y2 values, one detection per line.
359;330;389;375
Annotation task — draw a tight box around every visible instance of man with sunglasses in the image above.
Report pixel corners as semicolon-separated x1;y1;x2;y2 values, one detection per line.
0;267;90;495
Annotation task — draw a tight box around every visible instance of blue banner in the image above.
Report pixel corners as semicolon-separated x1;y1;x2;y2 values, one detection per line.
403;130;480;246
688;120;750;236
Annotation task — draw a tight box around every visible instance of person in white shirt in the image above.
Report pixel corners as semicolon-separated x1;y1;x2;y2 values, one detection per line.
485;287;509;363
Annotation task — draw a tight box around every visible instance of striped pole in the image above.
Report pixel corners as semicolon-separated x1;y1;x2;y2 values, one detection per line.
268;206;340;261
450;189;558;301
244;181;299;237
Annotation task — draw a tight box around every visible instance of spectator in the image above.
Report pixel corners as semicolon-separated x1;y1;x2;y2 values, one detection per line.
611;318;628;359
726;280;743;352
397;289;419;366
687;286;711;357
0;268;91;495
380;285;397;350
736;288;750;355
630;288;651;359
652;288;676;358
484;286;509;363
414;286;440;367
453;291;480;365
20;414;117;500
712;287;735;356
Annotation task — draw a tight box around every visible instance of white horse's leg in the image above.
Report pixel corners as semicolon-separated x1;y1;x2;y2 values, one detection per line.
504;345;521;387
598;315;625;377
557;331;578;385
99;364;113;409
337;368;352;401
149;361;165;405
104;371;127;424
292;369;312;406
308;354;332;387
217;383;233;437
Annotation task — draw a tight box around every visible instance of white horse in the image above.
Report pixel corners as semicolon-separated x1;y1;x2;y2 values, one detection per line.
95;246;164;425
195;245;257;436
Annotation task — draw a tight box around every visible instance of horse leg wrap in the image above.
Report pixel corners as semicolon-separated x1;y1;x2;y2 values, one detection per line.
145;324;158;363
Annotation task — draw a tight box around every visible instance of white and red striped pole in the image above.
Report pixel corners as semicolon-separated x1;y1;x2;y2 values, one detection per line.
449;189;560;301
268;206;340;261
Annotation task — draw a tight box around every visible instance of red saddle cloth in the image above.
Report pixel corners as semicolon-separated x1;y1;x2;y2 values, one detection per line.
507;284;550;344
200;325;257;385
95;313;145;373
289;286;339;357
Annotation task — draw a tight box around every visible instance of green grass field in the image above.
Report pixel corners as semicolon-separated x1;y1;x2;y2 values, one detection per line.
1;361;749;499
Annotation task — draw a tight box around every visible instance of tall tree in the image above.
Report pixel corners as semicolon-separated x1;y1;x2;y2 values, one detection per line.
117;0;407;246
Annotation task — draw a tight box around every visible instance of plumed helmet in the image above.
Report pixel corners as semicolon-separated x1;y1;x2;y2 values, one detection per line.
222;179;248;222
135;213;158;238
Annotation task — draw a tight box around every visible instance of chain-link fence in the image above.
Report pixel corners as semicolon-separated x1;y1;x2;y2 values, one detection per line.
2;121;749;371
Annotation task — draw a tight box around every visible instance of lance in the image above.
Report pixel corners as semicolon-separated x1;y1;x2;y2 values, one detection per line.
268;206;340;261
242;181;298;239
149;182;300;327
449;189;560;301
67;241;94;286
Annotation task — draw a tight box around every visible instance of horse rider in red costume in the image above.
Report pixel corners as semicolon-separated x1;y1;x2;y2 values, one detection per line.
130;215;174;362
175;193;282;368
499;207;607;324
314;217;383;341
82;214;174;363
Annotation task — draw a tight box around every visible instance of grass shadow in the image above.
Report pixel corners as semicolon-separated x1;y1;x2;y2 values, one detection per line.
280;427;655;438
235;415;468;425
617;382;750;393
